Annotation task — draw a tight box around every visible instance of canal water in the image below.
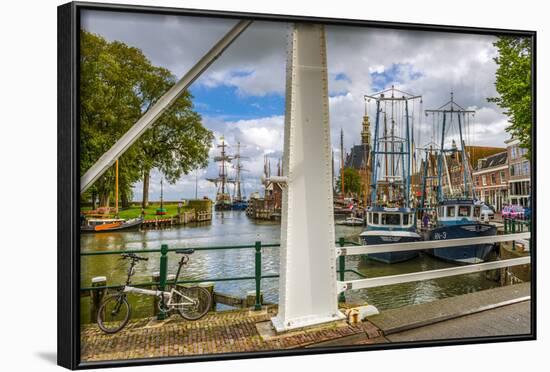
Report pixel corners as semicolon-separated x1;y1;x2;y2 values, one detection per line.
80;210;500;324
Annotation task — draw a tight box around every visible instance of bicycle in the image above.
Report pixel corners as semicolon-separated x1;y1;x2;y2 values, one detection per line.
97;250;212;334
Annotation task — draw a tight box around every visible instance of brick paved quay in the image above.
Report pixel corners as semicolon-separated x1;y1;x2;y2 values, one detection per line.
81;284;531;362
81;305;386;362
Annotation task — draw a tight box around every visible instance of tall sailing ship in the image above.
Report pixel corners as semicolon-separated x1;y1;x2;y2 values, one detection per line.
231;142;248;210
422;94;497;264
207;137;233;211
360;87;423;264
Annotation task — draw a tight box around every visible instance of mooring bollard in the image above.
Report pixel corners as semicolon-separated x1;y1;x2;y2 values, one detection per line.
254;241;262;310
338;237;346;303
90;276;107;323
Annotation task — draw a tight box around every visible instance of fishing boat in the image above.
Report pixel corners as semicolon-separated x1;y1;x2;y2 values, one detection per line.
422;94;497;264
336;216;364;226
359;87;422;264
81;217;143;233
428;200;496;263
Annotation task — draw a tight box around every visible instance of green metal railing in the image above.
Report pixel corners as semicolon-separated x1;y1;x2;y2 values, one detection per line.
503;218;531;251
80;239;365;317
503;217;531;234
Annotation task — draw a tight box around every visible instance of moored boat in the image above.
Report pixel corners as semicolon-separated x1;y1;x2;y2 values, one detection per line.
361;207;421;263
359;87;423;263
422;94;498;264
336;216;364;226
81;217;143;233
427;199;496;264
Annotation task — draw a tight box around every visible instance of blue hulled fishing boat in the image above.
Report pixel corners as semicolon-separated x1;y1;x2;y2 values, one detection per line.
360;87;422;264
422;94;497;264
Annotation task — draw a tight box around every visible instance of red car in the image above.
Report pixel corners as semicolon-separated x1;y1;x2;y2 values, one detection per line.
502;205;525;219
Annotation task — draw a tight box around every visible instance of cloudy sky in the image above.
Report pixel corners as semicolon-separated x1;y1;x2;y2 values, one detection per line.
81;10;510;201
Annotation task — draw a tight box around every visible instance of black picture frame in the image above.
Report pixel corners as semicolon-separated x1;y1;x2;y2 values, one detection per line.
58;1;537;369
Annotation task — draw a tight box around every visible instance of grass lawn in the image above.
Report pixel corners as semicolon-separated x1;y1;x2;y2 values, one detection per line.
82;203;194;219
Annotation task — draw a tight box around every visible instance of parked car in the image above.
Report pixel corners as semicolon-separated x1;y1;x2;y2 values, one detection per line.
480;204;495;221
502;205;525;219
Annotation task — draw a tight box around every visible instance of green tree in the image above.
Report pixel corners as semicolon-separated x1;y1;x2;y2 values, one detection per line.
80;31;213;208
488;36;532;159
137;69;213;207
336;168;362;196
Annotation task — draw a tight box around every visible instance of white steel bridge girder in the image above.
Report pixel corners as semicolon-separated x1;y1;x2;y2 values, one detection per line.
271;23;345;333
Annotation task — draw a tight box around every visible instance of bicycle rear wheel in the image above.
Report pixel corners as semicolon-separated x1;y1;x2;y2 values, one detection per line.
97;294;131;334
174;286;212;320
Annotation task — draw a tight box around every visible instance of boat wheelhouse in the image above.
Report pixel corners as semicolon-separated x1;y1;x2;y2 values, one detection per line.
361;206;420;263
429;199;496;263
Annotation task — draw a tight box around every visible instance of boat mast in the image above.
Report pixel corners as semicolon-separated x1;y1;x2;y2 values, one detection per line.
340;128;345;198
220;139;226;198
405;99;411;206
426;93;476;202
370;98;381;206
195;170;198;199
234;142;242;201
114;159;119;217
160;177;164;210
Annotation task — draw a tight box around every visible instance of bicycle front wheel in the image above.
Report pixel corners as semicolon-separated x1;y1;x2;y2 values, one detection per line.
174;286;212;320
97;294;131;334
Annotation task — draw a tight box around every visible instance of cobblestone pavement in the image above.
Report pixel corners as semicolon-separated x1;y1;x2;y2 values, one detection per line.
81;306;386;362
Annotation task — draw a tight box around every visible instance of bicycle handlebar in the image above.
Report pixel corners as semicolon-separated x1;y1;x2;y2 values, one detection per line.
120;253;149;261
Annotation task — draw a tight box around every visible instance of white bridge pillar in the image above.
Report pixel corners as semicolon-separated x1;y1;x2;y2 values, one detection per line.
271;23;344;332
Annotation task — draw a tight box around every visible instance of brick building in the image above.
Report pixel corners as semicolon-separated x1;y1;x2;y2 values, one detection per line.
440;142;505;198
472;151;509;211
505;138;531;207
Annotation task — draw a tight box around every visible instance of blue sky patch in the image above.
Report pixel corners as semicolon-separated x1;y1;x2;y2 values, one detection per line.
190;84;284;121
370;63;423;91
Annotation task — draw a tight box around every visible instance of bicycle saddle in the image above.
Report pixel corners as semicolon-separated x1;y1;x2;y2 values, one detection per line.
175;248;195;255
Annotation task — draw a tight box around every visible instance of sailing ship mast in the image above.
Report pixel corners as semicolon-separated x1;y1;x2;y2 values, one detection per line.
232;141;246;202
340;128;345;198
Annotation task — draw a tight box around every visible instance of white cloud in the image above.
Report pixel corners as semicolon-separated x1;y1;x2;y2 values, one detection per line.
82;11;515;200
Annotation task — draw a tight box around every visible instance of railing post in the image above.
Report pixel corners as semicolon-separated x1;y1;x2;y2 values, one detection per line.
338;237;346;303
504;218;508;234
157;244;168;320
254;241;262;311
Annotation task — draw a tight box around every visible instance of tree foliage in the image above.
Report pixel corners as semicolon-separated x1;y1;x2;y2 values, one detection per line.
336;168;362;196
80;30;213;207
488;36;532;159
